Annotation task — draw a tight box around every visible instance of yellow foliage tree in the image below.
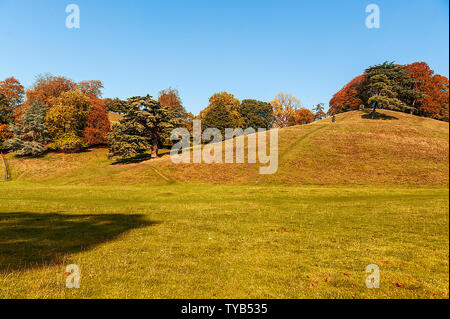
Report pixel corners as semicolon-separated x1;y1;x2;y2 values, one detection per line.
46;89;91;151
270;92;302;127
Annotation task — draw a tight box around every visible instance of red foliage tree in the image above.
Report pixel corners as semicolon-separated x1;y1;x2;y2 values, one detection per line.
328;75;365;115
405;62;449;120
83;96;111;146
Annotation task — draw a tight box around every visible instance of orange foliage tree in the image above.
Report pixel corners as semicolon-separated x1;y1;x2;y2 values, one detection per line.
328;75;365;115
0;77;24;124
294;108;315;125
405;62;449;120
83;96;111;146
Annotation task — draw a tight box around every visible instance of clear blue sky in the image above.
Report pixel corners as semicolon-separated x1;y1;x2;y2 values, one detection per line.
0;0;448;114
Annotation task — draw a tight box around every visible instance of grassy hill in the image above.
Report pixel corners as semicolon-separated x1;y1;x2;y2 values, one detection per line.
3;110;448;186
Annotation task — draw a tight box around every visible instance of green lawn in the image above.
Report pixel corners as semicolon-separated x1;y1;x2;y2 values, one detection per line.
0;182;448;298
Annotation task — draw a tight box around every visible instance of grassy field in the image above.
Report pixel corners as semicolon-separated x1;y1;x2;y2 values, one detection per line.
0;182;448;299
0;110;448;298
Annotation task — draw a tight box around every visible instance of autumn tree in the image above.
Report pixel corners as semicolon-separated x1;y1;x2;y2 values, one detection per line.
25;74;75;108
4;100;49;156
200;92;242;128
405;62;449;119
329;75;365;115
0;77;25;124
239;99;274;129
83;96;111;146
294;108;315;125
77;80;104;98
270;92;302;127
158;87;192;131
46;90;92;151
107;95;180;159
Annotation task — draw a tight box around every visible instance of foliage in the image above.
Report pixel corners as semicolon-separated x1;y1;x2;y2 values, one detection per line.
104;98;129;113
202;103;234;137
294;108;315;125
0;77;24;124
239;99;274;129
312;103;326;120
76;80;104;98
200;92;242;128
329;61;449;121
83;96;111;146
3;100;49;156
270;92;302;127
329;75;365;115
158;87;192;131
0;124;12;151
362;62;410;117
107;95;180;159
46;90;91;151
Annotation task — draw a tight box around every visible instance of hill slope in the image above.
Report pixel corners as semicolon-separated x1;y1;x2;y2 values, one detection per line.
2;110;449;185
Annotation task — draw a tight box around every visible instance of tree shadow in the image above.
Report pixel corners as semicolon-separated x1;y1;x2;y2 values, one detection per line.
111;153;153;165
0;212;159;271
361;110;399;120
110;149;171;165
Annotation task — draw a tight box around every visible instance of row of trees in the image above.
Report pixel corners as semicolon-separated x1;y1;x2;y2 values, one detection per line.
329;62;449;121
0;75;110;156
1;74;325;160
106;90;326;160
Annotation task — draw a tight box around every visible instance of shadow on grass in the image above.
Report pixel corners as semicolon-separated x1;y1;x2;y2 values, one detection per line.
0;212;159;271
111;149;172;165
361;110;399;120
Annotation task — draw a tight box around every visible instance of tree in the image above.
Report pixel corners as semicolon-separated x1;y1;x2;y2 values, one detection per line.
362;62;410;118
240;99;274;129
200;92;242;128
294;108;315;125
329;75;365;115
312;103;326;120
3;100;49;156
158;87;192;131
83;96;111;146
46;90;91;151
0;77;24;124
76;80;104;98
104;97;129;114
202;103;234;137
0;124;12;149
270;92;302;127
107;95;180;159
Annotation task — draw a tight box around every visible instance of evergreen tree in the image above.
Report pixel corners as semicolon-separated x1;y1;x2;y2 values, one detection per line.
361;62;411;118
107;95;180;159
312;103;326;120
240;99;274;129
202;103;234;137
3;100;49;156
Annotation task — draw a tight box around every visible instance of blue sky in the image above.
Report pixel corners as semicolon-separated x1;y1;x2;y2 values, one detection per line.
0;0;448;114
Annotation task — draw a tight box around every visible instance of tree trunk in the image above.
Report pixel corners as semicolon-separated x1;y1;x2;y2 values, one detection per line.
371;102;376;119
151;134;159;158
1;151;10;181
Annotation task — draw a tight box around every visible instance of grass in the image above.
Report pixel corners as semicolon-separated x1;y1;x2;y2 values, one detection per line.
0;110;448;299
4;110;448;185
0;182;448;299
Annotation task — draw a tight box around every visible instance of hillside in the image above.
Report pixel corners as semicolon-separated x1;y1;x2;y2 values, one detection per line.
2;110;449;185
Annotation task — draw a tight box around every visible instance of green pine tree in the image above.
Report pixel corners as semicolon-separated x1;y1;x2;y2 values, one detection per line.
4;100;50;156
107;95;180;159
